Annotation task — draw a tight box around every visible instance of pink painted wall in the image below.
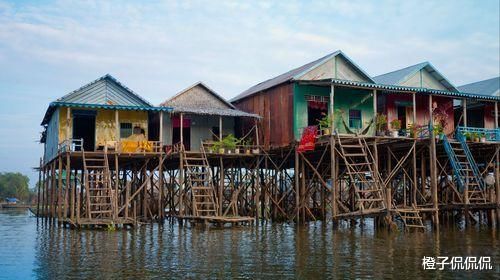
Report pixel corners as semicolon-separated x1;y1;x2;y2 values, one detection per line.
382;93;454;134
484;103;495;129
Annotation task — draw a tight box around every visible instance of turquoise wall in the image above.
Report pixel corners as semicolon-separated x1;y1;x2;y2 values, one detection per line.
294;83;375;139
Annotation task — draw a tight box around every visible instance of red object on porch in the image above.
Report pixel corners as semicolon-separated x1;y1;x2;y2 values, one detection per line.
298;126;317;153
172;117;191;127
307;100;328;111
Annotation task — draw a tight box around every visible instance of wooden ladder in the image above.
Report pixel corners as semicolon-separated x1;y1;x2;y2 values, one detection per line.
336;135;386;213
182;146;218;217
393;203;425;230
83;150;115;221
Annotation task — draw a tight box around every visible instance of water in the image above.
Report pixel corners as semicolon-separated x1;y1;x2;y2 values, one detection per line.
0;210;498;279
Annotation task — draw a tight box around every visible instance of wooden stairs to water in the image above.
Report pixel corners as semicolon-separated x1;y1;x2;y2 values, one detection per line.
336;135;386;214
183;149;219;217
82;151;118;225
393;204;425;230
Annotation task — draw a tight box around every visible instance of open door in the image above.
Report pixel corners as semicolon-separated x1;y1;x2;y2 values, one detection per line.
307;99;328;126
172;116;191;150
72;110;96;151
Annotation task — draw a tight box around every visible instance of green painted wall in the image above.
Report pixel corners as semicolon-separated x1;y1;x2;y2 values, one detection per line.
293;83;375;139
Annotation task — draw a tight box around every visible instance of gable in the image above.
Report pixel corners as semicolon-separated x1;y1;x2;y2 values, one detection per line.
400;69;448;91
335;56;371;83
57;75;151;107
163;84;231;110
297;53;372;83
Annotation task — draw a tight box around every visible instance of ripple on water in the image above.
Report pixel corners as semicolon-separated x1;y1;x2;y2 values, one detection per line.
0;210;498;279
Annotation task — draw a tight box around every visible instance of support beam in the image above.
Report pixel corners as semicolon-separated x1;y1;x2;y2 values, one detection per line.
159;111;164;144
429;94;439;227
66;107;71;141
495;102;498;129
219;116;223;141
115;110;119;142
373;89;377;136
330;84;335;131
180;113;184;148
463;98;467;127
412;92;417;126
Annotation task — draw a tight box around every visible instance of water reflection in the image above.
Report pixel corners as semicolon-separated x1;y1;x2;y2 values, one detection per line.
0;210;498;279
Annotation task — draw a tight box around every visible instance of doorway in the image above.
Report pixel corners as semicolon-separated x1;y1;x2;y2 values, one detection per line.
72;110;96;151
307;100;328;126
397;105;413;130
172;116;191;150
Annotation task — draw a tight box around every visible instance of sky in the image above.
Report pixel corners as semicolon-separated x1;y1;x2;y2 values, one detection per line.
0;0;498;186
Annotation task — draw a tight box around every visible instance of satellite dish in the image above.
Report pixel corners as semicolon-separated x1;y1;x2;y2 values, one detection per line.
484;174;495;187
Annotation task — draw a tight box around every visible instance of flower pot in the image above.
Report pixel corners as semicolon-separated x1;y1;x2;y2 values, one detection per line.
245;149;251;155
252;148;260;154
323;128;331;136
474;138;480;143
218;148;225;154
480;137;486;143
376;131;385;137
235;149;240;154
391;131;399;138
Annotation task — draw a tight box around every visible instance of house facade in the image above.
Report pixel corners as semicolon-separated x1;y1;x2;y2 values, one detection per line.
41;74;170;162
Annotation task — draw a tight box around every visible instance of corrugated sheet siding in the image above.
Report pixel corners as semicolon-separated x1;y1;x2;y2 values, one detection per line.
44;108;59;163
59;78;149;106
234;83;293;148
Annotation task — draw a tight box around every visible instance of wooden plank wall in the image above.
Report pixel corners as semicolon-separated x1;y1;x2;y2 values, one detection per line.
233;83;294;148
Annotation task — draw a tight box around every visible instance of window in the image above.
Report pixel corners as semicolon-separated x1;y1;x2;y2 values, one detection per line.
349;109;362;129
120;123;132;138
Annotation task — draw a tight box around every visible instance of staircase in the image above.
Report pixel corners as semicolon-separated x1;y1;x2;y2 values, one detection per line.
442;134;487;204
336;135;386;213
182;147;218;217
393;203;425;230
83;151;115;222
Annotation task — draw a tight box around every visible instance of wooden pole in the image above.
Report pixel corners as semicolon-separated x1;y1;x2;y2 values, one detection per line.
295;148;300;223
159;111;164;144
179;149;184;216
412;92;417;127
219;158;224;216
66;107;71;141
463;98;467;127
330;135;337;221
255;119;260;146
496;146;500;227
65;153;70;220
115;110;119;142
219;116;223;141
180;113;184;148
36;158;42;218
429;94;439;227
330;84;335;131
373;90;377;136
57;156;63;222
495;102;498;129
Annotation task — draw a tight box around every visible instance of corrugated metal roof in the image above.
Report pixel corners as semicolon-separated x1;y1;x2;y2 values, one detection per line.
373;62;458;92
296;79;500;101
231;50;375;103
56;74;153;107
41;102;172;125
160;82;236;109
457;77;500;97
169;106;261;118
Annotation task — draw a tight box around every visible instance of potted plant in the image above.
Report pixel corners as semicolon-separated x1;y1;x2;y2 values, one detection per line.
408;123;417;138
212;141;225;154
390;119;401;137
472;132;480;142
241;139;252;154
480;133;487;143
462;132;471;141
433;124;444;140
318;113;332;136
222;134;238;153
375;113;387;136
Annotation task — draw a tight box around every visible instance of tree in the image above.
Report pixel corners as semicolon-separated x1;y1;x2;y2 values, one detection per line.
0;172;31;201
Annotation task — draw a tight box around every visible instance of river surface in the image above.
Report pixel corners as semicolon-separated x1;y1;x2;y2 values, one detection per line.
0;209;498;279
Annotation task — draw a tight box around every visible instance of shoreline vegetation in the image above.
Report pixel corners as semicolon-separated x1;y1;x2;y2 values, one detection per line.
0;172;36;204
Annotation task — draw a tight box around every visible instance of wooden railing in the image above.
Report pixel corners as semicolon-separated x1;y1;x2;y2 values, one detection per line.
58;138;84;153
